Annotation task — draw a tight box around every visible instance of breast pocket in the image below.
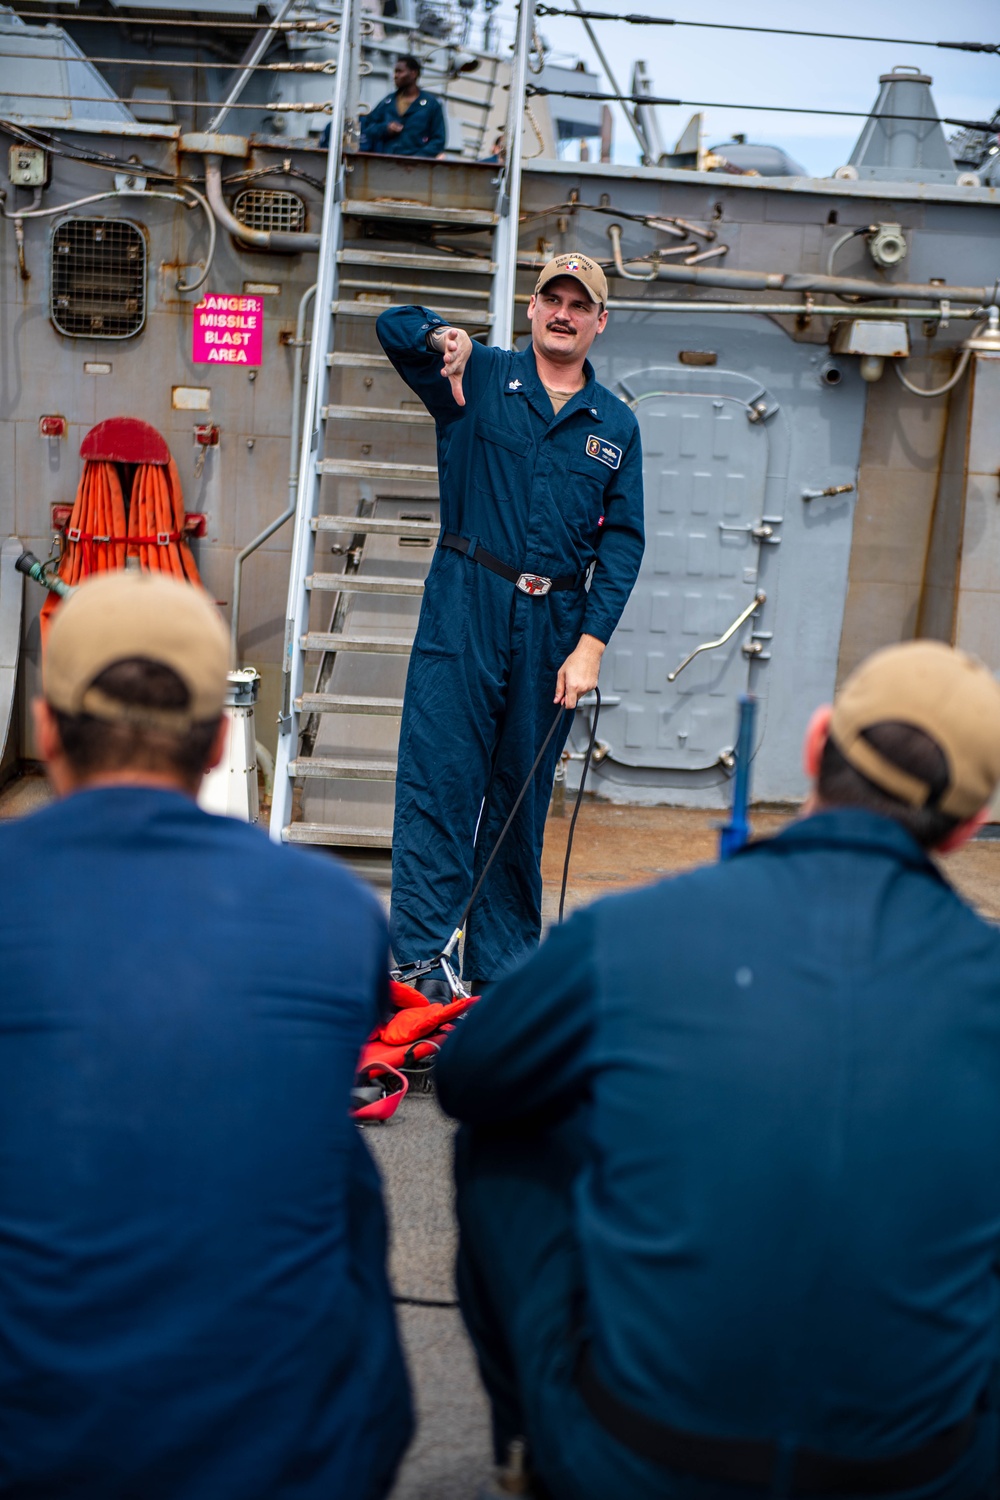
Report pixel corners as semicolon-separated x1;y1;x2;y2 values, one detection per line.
566;454;609;529
475;418;533;502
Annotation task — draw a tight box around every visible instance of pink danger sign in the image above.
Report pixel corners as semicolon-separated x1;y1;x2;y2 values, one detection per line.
192;293;263;366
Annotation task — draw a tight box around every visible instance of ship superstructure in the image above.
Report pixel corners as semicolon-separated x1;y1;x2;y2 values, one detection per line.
1;0;998;860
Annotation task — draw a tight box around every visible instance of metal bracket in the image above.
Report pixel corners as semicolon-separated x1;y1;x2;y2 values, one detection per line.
746;394;779;423
743;627;773;664
575;691;620;709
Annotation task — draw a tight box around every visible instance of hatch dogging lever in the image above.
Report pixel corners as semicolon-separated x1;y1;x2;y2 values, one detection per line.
667;591;766;683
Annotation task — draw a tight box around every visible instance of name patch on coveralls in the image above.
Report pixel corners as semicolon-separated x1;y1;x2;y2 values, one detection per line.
586;435;622;470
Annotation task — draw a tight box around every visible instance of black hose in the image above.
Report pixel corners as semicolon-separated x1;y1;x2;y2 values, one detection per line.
558;686;601;924
393;1294;460;1308
451;702;570;946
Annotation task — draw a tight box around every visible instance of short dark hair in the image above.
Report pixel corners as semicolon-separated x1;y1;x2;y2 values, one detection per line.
818;720;962;848
397;53;421;76
51;658;221;789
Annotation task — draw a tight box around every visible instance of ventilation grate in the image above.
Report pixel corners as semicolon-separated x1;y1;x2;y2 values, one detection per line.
232;189;307;235
50;218;146;340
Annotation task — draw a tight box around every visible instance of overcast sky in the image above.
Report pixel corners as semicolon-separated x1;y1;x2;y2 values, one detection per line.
490;0;998;174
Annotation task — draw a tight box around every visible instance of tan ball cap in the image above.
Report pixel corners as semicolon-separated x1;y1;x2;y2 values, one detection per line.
44;572;229;729
534;252;608;307
829;640;1000;821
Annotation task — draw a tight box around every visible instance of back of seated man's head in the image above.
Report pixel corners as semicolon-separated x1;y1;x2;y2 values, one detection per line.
810;641;1000;849
38;572;229;796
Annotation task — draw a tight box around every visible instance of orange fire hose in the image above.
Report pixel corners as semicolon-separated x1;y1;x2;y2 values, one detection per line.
41;457;203;647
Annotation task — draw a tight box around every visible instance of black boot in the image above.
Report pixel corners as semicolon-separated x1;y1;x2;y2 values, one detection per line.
412;973;455;1005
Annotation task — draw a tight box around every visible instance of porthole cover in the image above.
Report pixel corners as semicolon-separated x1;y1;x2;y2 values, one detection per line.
51;217;146;340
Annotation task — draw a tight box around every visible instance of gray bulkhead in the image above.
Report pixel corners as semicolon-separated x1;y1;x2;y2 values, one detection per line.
1;57;998;809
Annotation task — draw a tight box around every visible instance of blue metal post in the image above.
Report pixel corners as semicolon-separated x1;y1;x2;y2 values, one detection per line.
719;695;757;860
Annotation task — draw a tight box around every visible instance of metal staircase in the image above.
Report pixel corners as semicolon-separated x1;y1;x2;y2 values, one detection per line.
270;0;535;864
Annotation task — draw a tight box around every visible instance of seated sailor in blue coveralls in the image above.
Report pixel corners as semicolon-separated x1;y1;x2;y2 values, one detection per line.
0;573;411;1500
438;641;1000;1500
377;255;644;994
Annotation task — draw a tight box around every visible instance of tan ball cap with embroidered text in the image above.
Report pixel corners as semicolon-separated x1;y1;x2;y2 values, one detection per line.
829;641;1000;821
534;252;608;307
44;572;229;729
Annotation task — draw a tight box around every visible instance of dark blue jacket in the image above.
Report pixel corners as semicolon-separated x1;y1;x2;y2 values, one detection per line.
360;88;446;155
0;788;411;1500
377;305;644;644
437;811;1000;1459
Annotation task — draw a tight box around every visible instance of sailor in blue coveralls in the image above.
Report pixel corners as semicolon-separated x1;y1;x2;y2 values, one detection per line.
438;642;1000;1500
377;254;644;990
359;54;446;156
320;55;445;155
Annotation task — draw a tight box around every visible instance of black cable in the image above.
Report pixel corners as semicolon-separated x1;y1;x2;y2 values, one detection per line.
393;1294;460;1308
0;119;174;180
451;703;570;948
524;87;997;134
558;686;600;924
222;162;329;194
533;6;1000;55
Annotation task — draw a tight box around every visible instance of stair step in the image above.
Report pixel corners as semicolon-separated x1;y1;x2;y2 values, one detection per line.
320;404;433;424
338;248;496;274
295;692;404;715
313;514;438;536
340;278;491;301
341;198;498;227
289;756;398;781
301;631;414;653
284;822;394;848
306;572;425;596
332;301;494;325
327;351;391;369
316;457;438;480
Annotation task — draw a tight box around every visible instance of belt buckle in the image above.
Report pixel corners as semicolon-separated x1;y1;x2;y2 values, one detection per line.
516;572;552;597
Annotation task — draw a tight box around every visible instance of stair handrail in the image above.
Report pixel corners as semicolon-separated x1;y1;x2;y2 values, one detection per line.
489;0;536;347
270;0;357;841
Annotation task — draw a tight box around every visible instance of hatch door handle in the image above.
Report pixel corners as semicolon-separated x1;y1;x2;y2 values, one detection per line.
667;592;766;683
718;517;782;544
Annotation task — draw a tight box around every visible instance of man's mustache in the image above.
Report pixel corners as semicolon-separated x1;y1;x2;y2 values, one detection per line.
546;320;575;333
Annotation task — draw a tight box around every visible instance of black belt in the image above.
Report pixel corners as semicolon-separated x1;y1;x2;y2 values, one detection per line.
578;1350;979;1495
440;533;584;597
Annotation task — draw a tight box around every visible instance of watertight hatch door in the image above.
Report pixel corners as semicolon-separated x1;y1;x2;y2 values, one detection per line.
602;374;775;772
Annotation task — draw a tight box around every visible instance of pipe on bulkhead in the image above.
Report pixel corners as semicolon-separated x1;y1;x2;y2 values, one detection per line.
203;155;322;253
607;223;659;281
643;262;999;306
892;310;998;398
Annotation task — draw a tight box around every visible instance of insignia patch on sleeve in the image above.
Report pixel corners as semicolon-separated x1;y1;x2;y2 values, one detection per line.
586;434;622;470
